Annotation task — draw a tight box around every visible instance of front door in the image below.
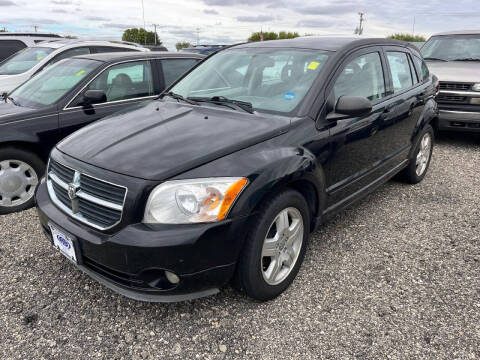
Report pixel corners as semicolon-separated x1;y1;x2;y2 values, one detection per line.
322;48;393;209
59;60;157;137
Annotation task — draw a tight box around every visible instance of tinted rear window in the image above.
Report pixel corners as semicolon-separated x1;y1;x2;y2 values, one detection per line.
0;40;26;62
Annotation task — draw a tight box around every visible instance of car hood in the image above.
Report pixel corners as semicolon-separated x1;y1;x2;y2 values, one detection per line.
0;100;39;123
426;61;480;83
0;74;27;94
57;100;291;181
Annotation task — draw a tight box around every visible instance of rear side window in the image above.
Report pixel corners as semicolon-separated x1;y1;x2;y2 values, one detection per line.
94;46;138;53
407;55;419;84
50;47;91;65
84;60;154;102
413;56;429;81
386;52;413;92
0;40;26;62
333;52;386;103
161;59;199;88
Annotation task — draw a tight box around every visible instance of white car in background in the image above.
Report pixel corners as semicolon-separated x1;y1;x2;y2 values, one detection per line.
0;39;149;94
0;33;63;62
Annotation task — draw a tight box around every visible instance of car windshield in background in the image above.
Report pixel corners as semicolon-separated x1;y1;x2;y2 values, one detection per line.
179;48;203;54
421;35;480;61
0;47;54;75
9;58;100;108
170;47;329;114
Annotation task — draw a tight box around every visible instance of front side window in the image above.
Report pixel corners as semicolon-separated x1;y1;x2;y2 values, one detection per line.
386;52;414;93
0;47;54;75
333;52;386;103
161;58;199;88
171;48;329;114
84;60;154;102
421;35;480;61
9;58;100;108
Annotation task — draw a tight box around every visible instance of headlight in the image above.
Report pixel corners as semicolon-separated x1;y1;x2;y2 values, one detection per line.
143;177;248;224
472;83;480;92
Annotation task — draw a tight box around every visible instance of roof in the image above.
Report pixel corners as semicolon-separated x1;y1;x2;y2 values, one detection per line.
33;39;148;50
73;51;205;62
0;33;62;38
431;30;480;36
233;36;418;53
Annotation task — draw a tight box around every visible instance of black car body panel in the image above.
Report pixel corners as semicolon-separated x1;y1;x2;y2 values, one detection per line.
36;37;438;301
58;100;290;180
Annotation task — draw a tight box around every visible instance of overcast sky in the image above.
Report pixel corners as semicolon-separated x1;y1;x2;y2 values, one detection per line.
0;0;479;50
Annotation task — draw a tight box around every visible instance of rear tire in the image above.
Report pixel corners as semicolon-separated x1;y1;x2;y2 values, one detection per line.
399;125;434;184
234;189;310;301
0;147;45;215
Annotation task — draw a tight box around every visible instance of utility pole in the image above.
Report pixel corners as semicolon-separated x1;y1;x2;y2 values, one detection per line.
354;12;365;35
196;27;200;45
412;16;416;36
141;0;147;45
33;25;38;33
152;23;159;46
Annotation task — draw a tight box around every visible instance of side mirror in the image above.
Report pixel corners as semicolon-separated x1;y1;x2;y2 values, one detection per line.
83;90;106;106
327;96;372;120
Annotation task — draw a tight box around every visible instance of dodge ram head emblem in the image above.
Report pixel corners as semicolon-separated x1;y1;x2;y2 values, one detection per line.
68;183;77;200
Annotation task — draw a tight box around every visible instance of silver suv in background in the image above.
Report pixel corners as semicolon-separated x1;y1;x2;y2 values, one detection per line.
421;30;480;133
0;39;148;94
0;33;63;62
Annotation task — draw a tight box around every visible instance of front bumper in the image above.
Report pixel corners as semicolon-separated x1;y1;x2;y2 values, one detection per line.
36;180;250;302
438;109;480;132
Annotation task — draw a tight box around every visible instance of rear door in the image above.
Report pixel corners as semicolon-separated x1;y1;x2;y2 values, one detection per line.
380;46;425;156
58;59;159;136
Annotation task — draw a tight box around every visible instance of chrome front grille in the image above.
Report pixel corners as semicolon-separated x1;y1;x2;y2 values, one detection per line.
436;94;467;103
47;159;127;230
439;82;472;91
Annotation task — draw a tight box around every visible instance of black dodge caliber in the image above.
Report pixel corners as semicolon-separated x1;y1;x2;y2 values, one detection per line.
0;52;203;214
36;37;438;302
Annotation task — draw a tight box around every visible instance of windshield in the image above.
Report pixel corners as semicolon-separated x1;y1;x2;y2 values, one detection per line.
0;47;54;75
421;35;480;61
9;58;100;108
170;47;329;114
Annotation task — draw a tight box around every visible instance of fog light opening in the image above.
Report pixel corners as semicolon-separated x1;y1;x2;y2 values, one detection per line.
165;271;180;284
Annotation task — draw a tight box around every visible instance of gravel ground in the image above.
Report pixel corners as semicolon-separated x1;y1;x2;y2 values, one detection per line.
0;133;479;360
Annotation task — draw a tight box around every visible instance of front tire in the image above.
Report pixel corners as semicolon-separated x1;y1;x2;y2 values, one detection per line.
234;189;310;301
0;147;45;214
399;125;434;184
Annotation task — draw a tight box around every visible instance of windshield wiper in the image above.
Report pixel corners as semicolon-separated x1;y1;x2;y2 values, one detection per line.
3;93;20;106
423;57;447;62
163;91;198;105
451;58;480;61
188;96;254;114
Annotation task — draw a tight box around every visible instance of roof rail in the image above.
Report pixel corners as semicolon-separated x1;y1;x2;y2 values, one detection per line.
0;32;62;38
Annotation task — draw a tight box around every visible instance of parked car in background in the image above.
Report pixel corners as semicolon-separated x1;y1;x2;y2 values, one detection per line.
422;30;480;132
36;37;437;302
0;51;203;213
179;44;227;55
0;40;149;94
0;33;62;62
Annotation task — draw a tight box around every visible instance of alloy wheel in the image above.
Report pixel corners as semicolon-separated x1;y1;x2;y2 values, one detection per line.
261;207;304;286
415;133;432;177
